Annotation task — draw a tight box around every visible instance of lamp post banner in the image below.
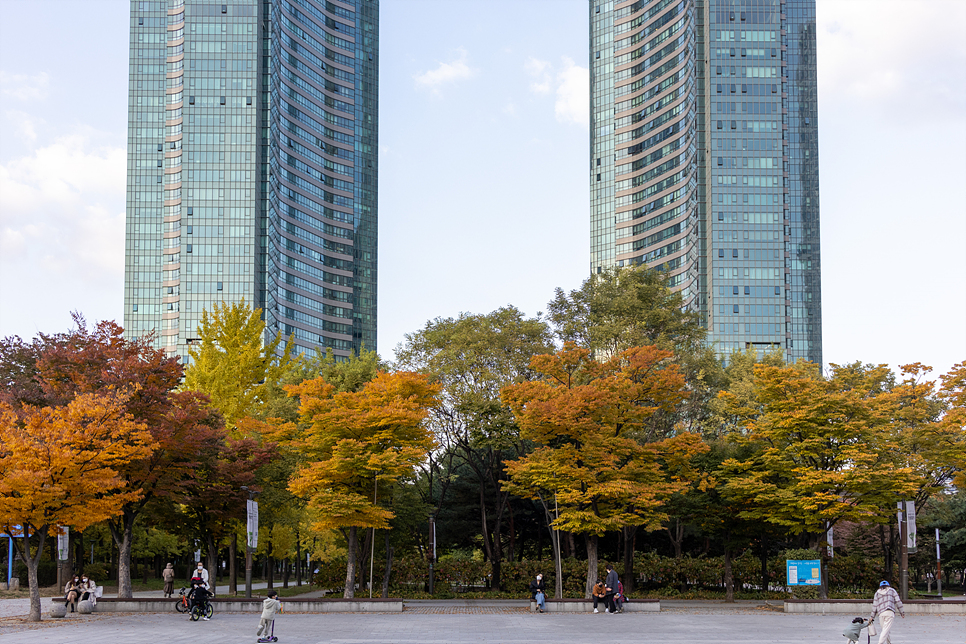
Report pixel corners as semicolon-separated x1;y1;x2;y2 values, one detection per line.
57;528;69;561
247;499;259;549
897;501;917;553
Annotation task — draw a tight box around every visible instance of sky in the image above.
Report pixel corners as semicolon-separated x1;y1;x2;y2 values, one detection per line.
1;0;964;380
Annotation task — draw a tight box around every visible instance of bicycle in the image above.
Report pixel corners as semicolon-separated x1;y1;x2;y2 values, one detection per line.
190;600;213;621
175;587;190;613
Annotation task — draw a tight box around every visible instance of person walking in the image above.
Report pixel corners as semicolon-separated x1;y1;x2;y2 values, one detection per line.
529;573;547;613
603;564;619;614
868;580;904;644
256;590;283;641
163;563;176;598
592;579;606;613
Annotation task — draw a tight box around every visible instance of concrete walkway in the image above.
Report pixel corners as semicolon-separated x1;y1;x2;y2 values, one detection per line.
1;610;964;643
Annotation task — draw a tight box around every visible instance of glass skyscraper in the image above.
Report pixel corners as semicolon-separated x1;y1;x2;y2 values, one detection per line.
590;0;821;364
123;0;378;360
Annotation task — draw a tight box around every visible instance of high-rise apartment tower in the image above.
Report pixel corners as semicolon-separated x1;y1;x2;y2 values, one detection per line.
590;0;821;363
123;0;378;360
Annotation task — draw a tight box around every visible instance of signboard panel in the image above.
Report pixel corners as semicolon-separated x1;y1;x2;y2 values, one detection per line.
786;559;821;586
57;528;69;561
246;499;259;549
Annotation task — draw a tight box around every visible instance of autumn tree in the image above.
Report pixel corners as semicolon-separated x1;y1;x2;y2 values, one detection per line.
184;299;288;431
394;306;552;589
0;316;233;597
502;343;706;597
717;361;924;598
286;371;439;597
0;392;155;621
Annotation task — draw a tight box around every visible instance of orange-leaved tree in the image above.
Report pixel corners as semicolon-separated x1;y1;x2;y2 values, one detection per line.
501;343;707;597
286;370;439;597
0;391;155;621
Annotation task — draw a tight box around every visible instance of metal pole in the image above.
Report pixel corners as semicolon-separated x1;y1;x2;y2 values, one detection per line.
936;528;942;596
369;476;376;599
900;501;909;601
428;514;435;595
8;537;13;585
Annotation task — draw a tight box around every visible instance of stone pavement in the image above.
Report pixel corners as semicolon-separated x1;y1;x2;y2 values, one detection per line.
0;608;963;643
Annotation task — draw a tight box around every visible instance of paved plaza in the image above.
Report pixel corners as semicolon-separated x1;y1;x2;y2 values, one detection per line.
0;606;963;643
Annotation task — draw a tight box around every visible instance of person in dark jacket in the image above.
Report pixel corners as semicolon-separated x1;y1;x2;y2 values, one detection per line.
529;574;546;613
603;564;619;614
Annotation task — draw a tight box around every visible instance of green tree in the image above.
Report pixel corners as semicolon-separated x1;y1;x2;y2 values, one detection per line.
394;306;552;590
183;299;287;431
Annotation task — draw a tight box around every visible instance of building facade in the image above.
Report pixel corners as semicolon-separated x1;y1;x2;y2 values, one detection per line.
123;0;378;360
590;0;821;364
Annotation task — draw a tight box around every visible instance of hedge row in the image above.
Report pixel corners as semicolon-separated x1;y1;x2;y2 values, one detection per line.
314;551;888;596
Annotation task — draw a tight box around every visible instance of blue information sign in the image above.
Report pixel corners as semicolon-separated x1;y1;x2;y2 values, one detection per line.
786;559;821;586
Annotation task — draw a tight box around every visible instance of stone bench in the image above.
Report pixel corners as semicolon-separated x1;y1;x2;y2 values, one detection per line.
784;599;966;614
529;598;660;613
50;597;404;613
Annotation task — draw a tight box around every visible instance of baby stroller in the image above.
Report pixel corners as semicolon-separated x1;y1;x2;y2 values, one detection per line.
842;617;871;644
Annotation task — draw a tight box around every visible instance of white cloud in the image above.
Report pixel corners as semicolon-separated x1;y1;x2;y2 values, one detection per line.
413;48;475;92
524;56;552;94
0;130;127;324
0;71;50;101
817;1;966;118
554;57;589;128
523;56;589;128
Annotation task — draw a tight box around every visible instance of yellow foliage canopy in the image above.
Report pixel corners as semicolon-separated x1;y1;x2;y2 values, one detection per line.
285;371;439;532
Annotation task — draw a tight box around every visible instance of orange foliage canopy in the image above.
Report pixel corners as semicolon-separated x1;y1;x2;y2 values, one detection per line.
0;390;156;538
502;343;707;535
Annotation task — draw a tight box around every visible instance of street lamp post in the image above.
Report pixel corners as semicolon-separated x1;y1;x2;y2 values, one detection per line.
241;486;259;599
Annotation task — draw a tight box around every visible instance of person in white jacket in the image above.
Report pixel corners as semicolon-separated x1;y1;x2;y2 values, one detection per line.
193;562;210;589
80;575;98;605
256;590;282;640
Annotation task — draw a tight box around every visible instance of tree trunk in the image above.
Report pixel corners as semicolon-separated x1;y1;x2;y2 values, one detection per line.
507;507;516;563
819;532;829;600
344;526;357;598
666;517;684;559
381;532;393;599
229;532;237;595
15;530;47;623
567;532;576;559
283;558;290;588
760;532;769;592
116;525;133;598
622;525;637;594
724;540;734;603
296;533;302;586
584;534;599;599
206;533;217;597
108;510;137;598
